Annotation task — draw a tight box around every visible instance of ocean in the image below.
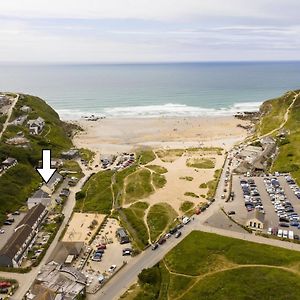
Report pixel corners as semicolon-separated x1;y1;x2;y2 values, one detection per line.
0;61;300;120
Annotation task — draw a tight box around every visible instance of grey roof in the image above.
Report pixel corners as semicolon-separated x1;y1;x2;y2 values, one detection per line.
0;225;33;259
31;189;51;200
248;209;265;223
46;172;63;187
19;203;46;228
2;157;17;165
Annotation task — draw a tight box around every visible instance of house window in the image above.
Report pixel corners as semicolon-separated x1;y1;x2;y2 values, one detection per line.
254;222;256;228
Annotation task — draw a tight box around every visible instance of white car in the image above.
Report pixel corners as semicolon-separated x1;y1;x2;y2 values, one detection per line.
108;265;117;273
0;229;4;234
182;217;191;225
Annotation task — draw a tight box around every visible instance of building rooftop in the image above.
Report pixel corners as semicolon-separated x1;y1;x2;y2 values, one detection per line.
46;172;63;188
248;209;265;223
30;189;51;200
0;225;33;260
19;203;46;228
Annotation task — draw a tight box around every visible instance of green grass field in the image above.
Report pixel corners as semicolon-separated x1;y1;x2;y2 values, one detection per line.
124;169;154;204
258;92;295;136
75;170;114;214
184;192;199;198
123;231;300;300
156;149;185;162
79;148;95;163
152;173;167;189
270;92;300;184
121;201;150;249
146;165;168;174
60;160;84;179
147;203;178;242
180;201;194;213
137;149;156;165
205;169;222;199
186;157;215;169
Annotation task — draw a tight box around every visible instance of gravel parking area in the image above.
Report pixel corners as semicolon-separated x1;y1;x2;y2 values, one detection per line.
81;218;134;293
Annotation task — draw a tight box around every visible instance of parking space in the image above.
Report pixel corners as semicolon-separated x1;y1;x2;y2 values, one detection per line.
78;218;134;293
229;174;300;240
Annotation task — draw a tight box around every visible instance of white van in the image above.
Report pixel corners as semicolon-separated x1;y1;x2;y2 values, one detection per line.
277;229;283;238
288;231;294;240
283;230;288;238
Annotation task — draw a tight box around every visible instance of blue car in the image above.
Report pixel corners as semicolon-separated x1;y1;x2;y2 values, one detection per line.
290;222;299;227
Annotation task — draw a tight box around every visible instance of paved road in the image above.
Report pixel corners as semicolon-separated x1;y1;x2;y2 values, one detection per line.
0;94;19;140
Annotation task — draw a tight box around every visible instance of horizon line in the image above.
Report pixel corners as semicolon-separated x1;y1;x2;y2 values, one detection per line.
0;59;300;66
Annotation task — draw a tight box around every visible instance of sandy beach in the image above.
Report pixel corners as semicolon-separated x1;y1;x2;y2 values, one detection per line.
72;116;249;153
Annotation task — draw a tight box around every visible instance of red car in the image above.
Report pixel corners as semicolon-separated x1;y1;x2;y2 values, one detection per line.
97;244;107;249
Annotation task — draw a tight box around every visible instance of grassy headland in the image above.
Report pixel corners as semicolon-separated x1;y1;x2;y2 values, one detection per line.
0;94;73;223
123;231;300;300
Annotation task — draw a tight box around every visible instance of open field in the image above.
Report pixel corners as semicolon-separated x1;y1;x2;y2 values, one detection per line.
75;170;114;214
147;203;178;242
124;169;154;204
124;231;300;300
186;157;215;169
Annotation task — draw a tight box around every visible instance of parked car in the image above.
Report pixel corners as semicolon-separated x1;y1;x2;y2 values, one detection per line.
279;223;289;228
175;231;182;238
169;228;177;234
0;229;5;234
182;217;190;225
158;237;166;245
4;221;12;225
96;244;107;249
151;243;159;250
108;265;117;273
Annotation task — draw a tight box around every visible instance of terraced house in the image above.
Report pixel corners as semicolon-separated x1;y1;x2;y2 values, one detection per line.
0;204;47;267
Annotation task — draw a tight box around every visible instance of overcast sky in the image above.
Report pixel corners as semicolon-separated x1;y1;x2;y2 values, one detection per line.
0;0;300;63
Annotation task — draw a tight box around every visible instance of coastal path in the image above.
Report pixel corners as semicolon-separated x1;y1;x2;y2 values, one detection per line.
0;93;19;140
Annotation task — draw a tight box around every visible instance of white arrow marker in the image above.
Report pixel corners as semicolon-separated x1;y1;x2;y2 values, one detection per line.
36;149;56;183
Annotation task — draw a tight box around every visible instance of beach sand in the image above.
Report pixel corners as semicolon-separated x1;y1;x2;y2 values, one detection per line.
72;116;249;154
